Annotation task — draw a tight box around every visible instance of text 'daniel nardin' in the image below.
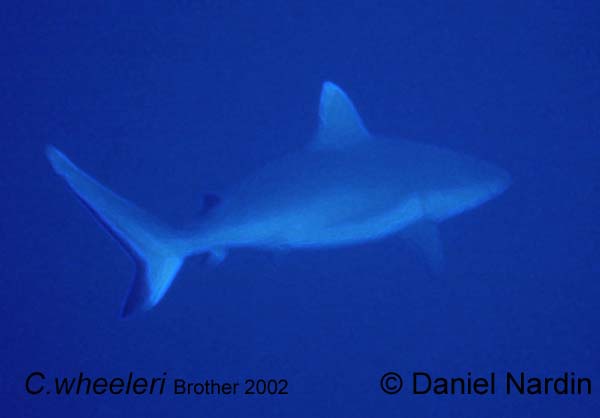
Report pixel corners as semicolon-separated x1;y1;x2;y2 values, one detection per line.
380;371;591;396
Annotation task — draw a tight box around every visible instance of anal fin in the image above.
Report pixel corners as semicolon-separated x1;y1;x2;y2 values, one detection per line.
207;248;227;266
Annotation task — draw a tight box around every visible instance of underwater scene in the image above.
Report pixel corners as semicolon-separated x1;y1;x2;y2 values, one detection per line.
3;1;599;416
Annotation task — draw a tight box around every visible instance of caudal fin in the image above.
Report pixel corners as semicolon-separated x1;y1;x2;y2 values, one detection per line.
46;145;185;317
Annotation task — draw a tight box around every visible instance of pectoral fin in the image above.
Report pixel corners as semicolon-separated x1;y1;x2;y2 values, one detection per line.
402;221;444;274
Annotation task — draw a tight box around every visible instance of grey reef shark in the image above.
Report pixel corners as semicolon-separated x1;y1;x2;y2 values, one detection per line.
47;82;510;317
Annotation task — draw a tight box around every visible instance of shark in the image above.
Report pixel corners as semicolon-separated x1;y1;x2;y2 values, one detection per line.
47;82;510;317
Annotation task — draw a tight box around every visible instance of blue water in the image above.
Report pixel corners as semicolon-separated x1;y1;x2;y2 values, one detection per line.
3;1;599;416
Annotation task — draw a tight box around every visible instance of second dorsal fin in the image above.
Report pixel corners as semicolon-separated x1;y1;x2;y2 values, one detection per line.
201;193;221;215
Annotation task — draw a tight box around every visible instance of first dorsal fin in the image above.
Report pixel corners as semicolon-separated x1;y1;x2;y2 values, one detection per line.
313;82;370;149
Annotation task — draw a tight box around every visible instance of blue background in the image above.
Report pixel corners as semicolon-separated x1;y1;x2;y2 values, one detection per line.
2;1;599;416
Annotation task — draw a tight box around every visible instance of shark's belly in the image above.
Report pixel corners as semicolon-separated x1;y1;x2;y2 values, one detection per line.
302;195;424;247
233;194;425;249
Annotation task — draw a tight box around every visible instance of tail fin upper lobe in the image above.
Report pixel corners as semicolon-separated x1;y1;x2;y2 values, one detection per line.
46;145;185;317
